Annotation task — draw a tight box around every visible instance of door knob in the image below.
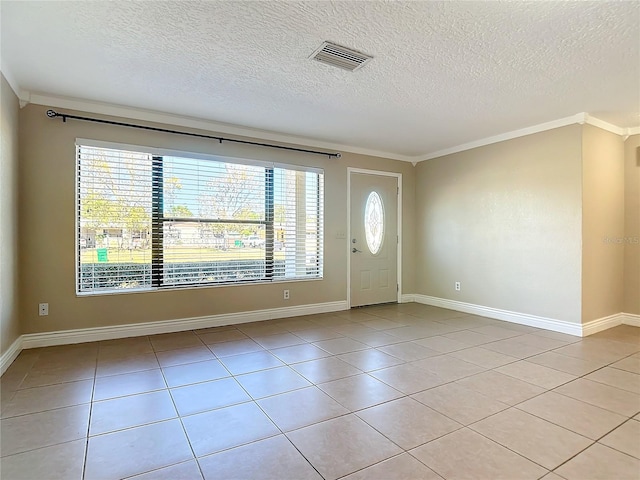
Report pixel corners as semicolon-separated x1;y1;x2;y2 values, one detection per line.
352;247;362;253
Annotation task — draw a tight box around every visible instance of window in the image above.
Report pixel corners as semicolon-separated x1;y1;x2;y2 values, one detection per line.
77;142;324;294
364;191;384;254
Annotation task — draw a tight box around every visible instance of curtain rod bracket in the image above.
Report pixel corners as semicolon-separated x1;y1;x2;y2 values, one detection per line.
46;109;341;158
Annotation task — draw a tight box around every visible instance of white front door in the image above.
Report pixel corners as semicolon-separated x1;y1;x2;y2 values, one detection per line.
349;172;398;307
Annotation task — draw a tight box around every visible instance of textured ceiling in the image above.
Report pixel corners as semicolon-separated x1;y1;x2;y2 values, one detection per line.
1;1;639;159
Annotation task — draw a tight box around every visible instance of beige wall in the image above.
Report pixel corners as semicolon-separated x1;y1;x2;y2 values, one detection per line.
581;125;625;322
624;134;640;315
1;74;21;354
414;126;583;323
18;104;415;334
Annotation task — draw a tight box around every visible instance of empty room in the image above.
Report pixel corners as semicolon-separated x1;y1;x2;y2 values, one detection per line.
1;1;639;479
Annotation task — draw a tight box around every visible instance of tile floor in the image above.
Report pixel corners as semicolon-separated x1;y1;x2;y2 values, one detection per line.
1;303;639;480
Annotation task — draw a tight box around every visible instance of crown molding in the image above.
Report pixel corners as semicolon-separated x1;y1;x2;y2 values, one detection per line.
417;114;585;162
19;91;639;164
582;114;627;136
23;91;415;163
417;113;640;162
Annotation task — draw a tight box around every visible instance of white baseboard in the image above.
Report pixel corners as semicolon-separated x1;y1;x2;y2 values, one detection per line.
411;294;583;336
0;336;23;376
20;300;348;350
622;313;640;327
582;313;625;336
400;294;415;303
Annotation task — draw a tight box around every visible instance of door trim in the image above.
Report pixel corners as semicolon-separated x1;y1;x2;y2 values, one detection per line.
347;168;403;308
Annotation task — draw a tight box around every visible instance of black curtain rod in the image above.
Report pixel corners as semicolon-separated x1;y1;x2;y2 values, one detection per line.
46;109;341;159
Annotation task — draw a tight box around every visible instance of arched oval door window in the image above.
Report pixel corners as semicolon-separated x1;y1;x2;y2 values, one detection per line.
364;191;384;254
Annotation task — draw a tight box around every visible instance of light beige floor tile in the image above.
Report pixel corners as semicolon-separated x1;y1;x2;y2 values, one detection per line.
0;439;86;480
514;333;572;350
18;363;96;389
99;336;153;359
600;419;640;459
531;329;581;343
369;363;447;394
257;386;348;431
553;339;638;364
449;346;518;368
275;318;317;331
411;355;485;382
155;346;215;368
291;356;362;384
526;351;607;376
270;343;330;364
181;401;279;457
85;419;193;480
162;359;229;387
585;367;640;394
443;330;495;346
357;397;461;449
495;360;576;389
471;325;524;339
239;322;289;337
127;460;203;480
219;350;284;374
318;373;403;411
611;355;640;374
96;352;160;377
313;337;369;355
342;453;443;480
170;377;250;416
198;435;321;480
196;329;248;345
589;325;640;346
385;325;446;341
412;382;510;425
470;408;593;469
413;335;470;353
455;371;545;405
349;331;403;347
93;369;166;401
360;318;408;330
287;414;402;480
1;404;90;457
410;428;547;480
292;328;342;342
555;443;640;480
330;323;378;337
438;317;494;330
338;349;404;371
482;338;548;358
377;341;440;361
539;473;565;480
90;390;177;436
207;338;264;357
554;379;640;416
490;322;541;334
517;391;627;440
149;331;204;352
236;366;311;399
253;332;306;349
1;379;93;418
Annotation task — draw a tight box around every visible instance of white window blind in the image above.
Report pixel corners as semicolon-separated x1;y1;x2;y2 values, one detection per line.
77;143;324;294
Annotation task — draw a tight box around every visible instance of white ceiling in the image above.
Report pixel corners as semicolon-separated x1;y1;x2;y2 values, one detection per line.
1;1;639;160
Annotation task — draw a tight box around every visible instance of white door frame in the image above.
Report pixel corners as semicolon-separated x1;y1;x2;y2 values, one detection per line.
347;168;403;309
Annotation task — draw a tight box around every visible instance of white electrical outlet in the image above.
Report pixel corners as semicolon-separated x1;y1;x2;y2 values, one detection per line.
283;289;290;300
39;303;49;316
455;282;461;291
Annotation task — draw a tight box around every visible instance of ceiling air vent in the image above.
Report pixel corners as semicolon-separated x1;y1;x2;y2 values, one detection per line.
310;41;372;72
